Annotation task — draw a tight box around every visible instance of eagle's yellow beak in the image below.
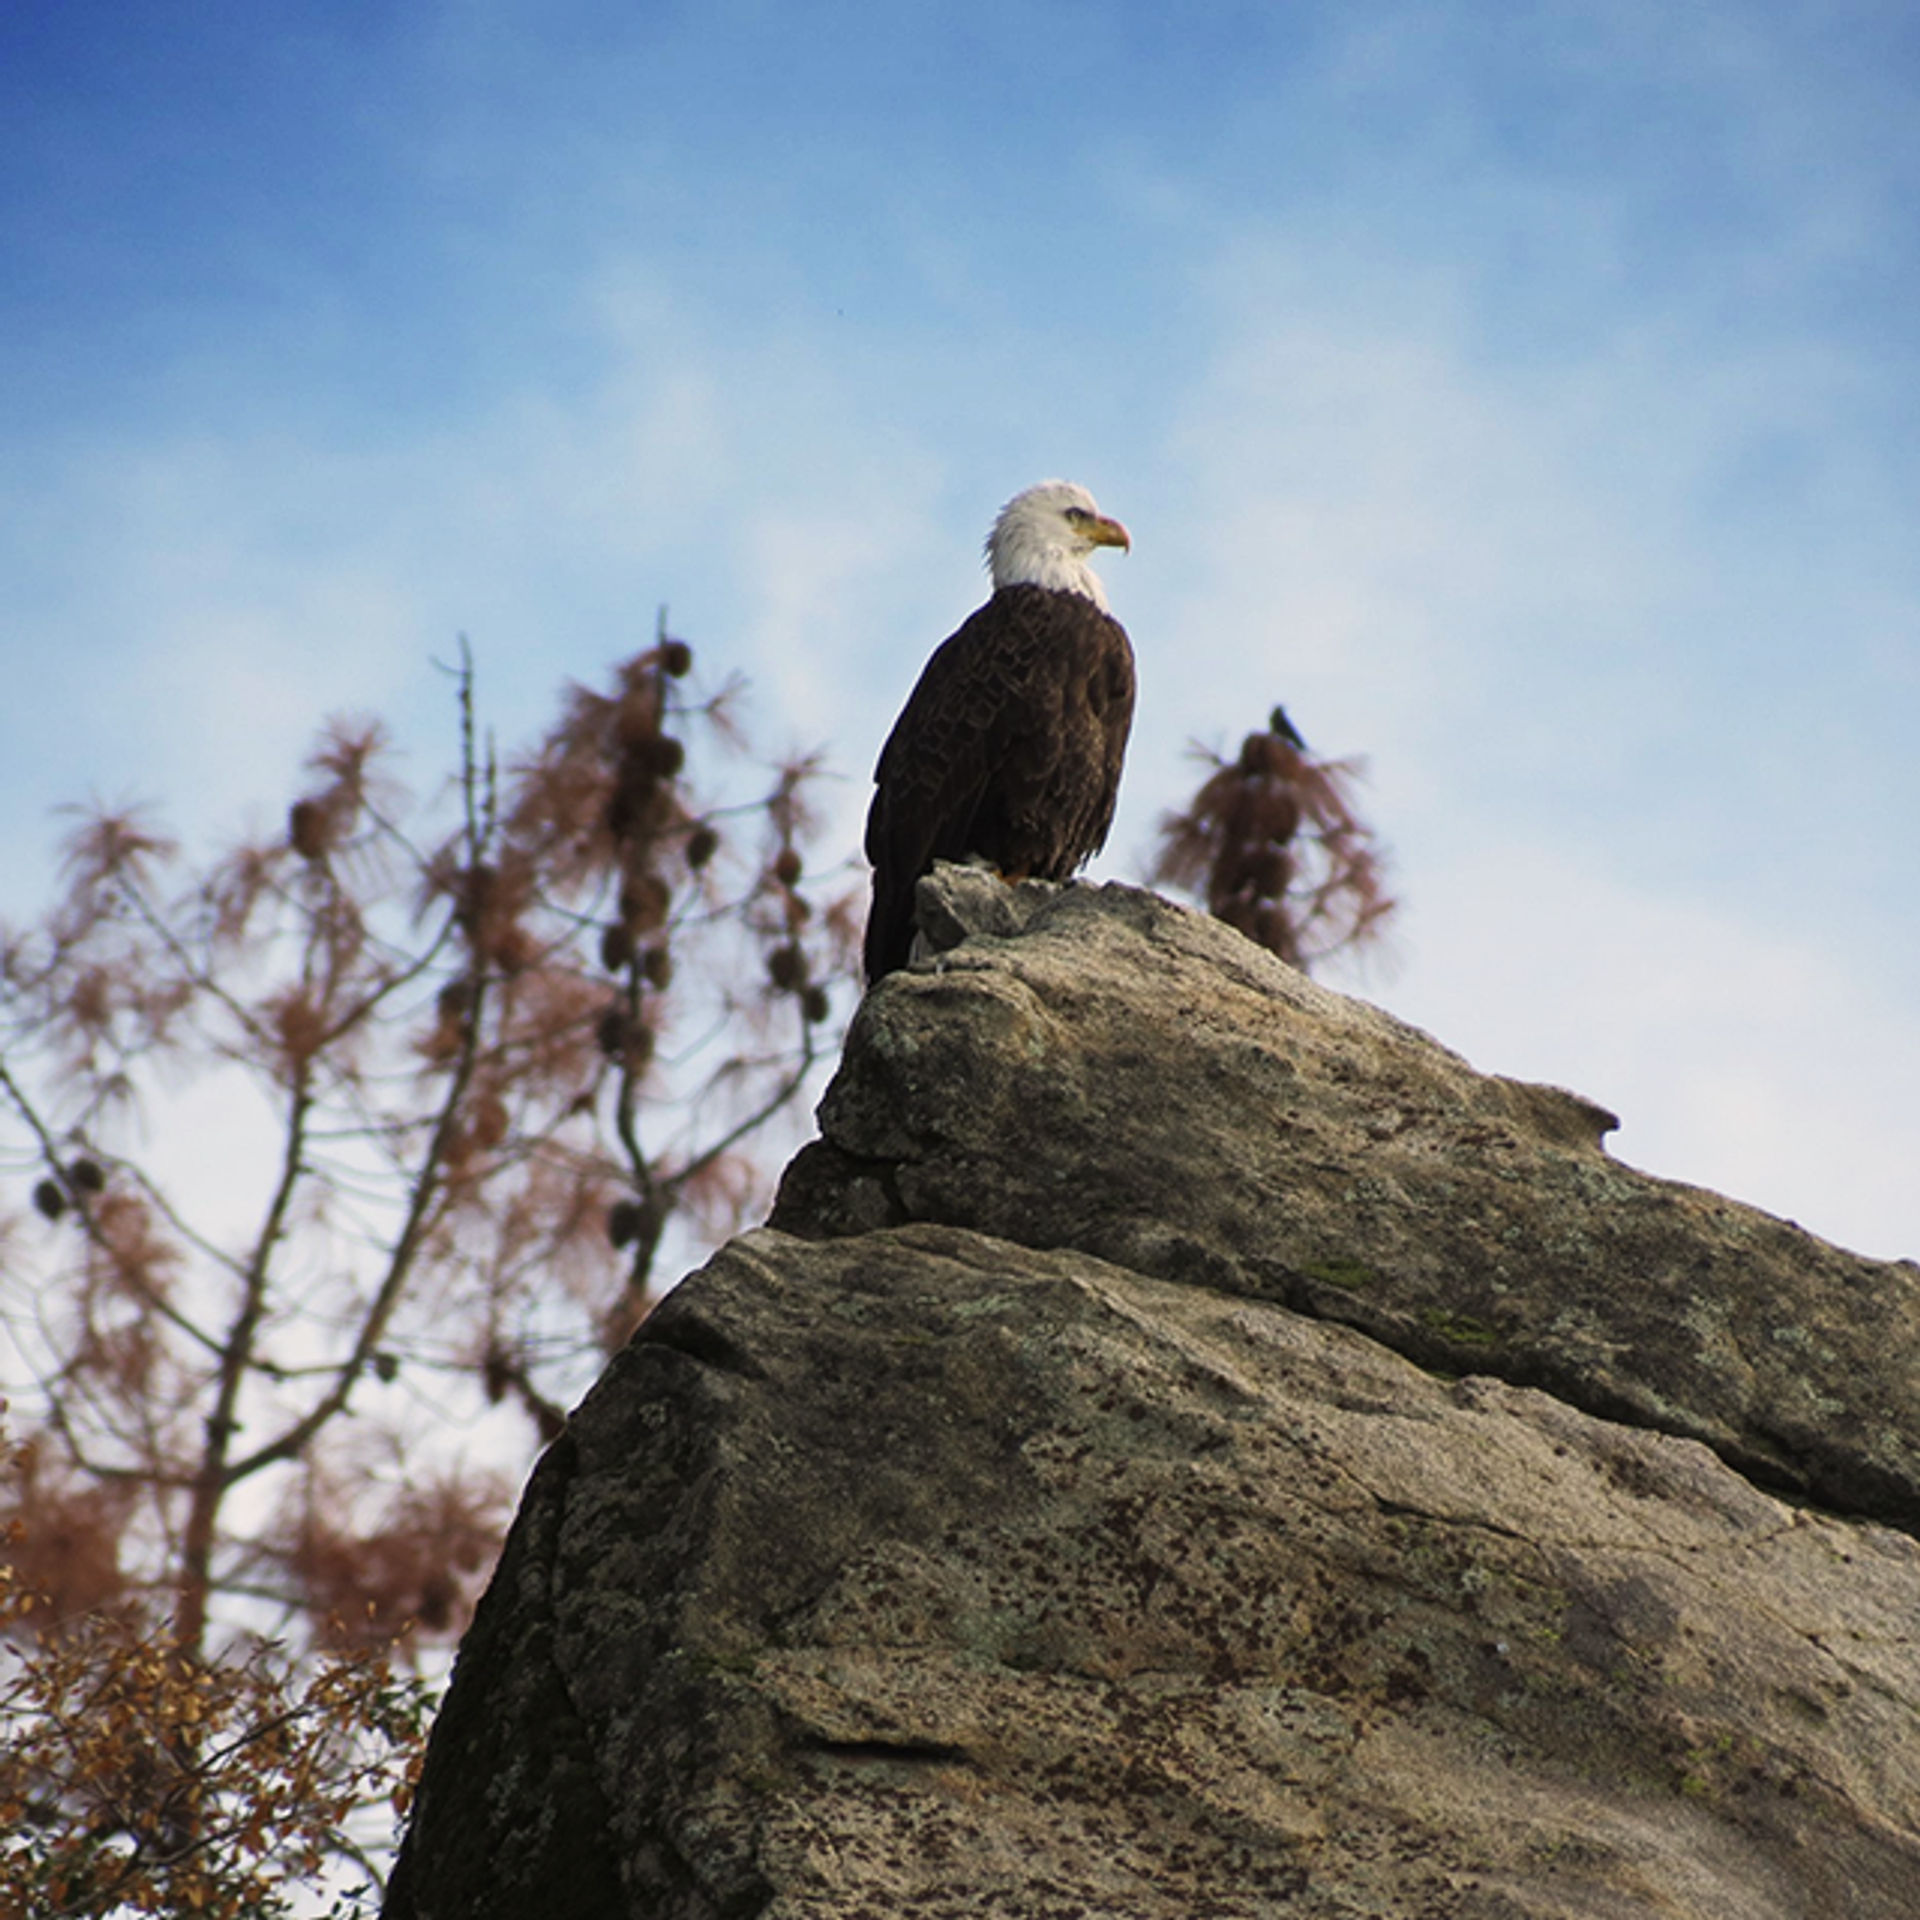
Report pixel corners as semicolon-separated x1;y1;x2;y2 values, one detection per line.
1088;515;1131;553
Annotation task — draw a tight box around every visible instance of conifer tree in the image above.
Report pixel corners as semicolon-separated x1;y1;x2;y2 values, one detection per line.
0;629;854;1913
1152;705;1395;971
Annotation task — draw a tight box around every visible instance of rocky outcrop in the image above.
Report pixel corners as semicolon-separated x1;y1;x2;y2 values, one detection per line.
777;868;1920;1529
387;871;1920;1919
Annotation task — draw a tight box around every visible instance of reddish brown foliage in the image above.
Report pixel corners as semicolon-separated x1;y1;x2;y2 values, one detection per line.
289;1477;511;1649
1;1536;430;1919
0;1442;133;1627
1153;706;1396;972
0;630;855;1905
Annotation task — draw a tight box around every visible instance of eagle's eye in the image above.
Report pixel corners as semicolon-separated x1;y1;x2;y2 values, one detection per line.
1063;506;1091;525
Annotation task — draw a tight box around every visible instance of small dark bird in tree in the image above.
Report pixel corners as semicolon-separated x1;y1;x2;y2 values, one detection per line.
1153;704;1395;972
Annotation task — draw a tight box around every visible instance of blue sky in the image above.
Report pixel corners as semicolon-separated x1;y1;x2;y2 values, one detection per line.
4;0;1917;1259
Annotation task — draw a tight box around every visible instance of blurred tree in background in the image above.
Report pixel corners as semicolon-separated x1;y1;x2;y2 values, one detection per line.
0;627;855;1914
1152;704;1395;973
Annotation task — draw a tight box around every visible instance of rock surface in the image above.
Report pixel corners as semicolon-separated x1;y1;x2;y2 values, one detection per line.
387;874;1920;1919
776;868;1920;1529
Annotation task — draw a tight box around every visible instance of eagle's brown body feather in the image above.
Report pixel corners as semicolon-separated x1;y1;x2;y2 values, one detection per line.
863;582;1135;981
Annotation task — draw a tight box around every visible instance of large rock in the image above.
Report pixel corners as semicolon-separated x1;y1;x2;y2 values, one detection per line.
775;868;1920;1529
387;875;1920;1919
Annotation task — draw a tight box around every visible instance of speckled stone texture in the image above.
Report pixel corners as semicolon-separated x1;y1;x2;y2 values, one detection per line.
387;875;1920;1919
776;868;1920;1528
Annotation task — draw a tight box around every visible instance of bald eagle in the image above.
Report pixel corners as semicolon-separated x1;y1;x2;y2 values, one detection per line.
863;480;1135;981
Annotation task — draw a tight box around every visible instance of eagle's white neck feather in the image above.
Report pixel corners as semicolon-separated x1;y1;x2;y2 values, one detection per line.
984;481;1118;612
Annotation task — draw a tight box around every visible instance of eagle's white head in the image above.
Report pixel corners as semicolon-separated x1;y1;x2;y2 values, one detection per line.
984;480;1131;611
